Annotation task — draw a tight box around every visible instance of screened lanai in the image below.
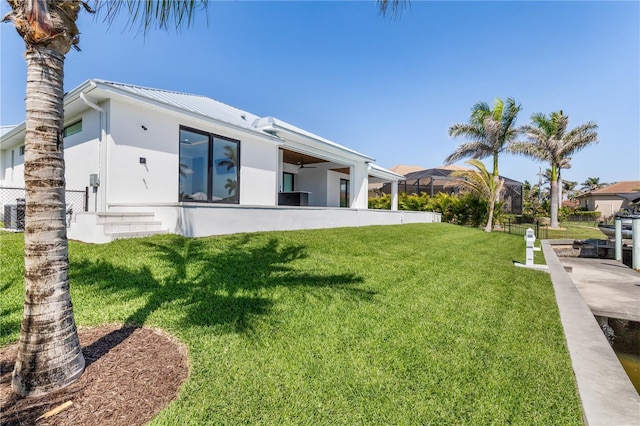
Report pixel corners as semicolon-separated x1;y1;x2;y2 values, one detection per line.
379;166;523;214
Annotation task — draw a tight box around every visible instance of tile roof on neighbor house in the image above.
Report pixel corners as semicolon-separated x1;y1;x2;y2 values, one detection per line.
387;165;425;176
578;181;640;196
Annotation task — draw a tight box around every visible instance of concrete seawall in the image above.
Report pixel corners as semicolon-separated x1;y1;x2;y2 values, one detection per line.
542;240;640;425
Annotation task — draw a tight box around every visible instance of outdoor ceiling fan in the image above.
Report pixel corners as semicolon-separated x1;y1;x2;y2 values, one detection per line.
297;158;317;169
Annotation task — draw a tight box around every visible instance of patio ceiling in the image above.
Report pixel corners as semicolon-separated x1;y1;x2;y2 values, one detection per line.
281;149;329;166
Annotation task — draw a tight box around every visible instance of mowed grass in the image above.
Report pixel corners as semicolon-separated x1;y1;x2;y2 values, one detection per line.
0;224;582;424
546;222;607;240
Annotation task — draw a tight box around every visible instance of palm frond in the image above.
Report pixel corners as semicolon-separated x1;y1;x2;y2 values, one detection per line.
449;159;505;199
95;0;208;34
448;122;486;142
444;142;491;164
377;0;409;17
560;121;599;156
507;141;548;161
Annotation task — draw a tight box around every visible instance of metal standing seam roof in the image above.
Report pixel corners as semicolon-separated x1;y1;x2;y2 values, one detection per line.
0;125;17;137
89;80;377;162
92;79;264;134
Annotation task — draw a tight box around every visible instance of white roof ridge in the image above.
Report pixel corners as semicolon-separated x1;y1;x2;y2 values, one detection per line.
92;79;209;99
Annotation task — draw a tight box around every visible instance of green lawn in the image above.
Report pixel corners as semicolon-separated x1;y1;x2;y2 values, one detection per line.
546;222;607;240
0;224;582;424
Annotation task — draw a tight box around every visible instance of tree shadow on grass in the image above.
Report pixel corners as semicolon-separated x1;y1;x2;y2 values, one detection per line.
69;234;369;334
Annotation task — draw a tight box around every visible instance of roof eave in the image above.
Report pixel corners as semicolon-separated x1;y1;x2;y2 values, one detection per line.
266;121;375;163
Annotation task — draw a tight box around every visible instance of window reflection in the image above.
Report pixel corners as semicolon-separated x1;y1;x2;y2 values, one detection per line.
179;127;240;203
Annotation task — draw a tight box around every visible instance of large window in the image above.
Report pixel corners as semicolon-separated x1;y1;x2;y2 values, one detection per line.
179;127;239;203
340;179;350;208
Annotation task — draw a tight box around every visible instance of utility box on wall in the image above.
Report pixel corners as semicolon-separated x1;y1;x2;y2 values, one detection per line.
90;174;99;188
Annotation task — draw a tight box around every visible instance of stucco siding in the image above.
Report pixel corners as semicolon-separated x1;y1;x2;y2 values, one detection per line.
107;99;180;205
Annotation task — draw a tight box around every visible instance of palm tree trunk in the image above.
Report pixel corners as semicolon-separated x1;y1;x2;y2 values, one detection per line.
484;173;499;232
550;179;559;228
484;200;495;232
12;47;85;397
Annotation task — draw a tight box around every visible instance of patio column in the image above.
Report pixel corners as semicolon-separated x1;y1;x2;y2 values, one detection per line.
391;181;398;211
349;164;368;209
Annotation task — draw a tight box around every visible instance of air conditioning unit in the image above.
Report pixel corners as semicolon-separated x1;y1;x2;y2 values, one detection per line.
4;199;25;230
4;205;17;229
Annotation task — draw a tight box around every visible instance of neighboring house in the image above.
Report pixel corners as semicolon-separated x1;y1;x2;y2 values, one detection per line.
576;181;640;219
0;79;439;242
379;165;524;214
368;164;424;197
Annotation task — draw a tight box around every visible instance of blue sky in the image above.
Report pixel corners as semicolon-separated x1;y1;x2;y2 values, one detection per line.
1;1;638;187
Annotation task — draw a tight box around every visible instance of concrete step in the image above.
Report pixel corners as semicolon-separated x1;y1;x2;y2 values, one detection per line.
68;211;170;243
96;212;156;224
101;220;164;233
105;229;170;240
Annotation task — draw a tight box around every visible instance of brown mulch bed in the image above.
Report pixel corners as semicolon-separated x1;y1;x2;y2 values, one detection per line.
0;324;189;425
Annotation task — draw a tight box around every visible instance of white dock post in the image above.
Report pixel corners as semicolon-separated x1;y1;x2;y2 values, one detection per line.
615;218;622;262
633;219;640;270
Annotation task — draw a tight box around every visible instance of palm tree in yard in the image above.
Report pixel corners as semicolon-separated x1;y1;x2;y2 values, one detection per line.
581;176;606;192
511;111;598;228
445;97;522;232
4;0;207;397
450;159;505;231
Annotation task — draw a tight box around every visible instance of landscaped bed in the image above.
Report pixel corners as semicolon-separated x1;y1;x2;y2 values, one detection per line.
0;223;582;424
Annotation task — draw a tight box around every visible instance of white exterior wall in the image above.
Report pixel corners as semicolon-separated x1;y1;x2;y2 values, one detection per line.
327;170;349;208
63;109;101;211
238;136;278;206
0;146;24;186
106;203;441;239
107;99;180;205
0;110;99;193
104;98;279;208
296;167;327;207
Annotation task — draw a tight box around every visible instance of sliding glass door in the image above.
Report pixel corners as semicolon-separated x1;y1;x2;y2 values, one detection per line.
179;127;240;203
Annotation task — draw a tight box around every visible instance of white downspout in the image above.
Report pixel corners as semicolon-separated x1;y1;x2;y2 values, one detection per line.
80;92;107;212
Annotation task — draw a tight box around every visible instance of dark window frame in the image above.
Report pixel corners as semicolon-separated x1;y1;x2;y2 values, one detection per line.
179;125;241;204
282;172;295;192
340;178;350;208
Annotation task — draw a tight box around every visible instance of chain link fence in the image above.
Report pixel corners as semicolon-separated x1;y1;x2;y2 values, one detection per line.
1;186;88;230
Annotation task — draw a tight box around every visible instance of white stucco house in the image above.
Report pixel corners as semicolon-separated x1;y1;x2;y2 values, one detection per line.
1;79;439;242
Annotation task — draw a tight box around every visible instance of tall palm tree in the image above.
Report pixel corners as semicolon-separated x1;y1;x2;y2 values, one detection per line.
445;97;522;231
511;111;598;228
556;157;571;206
580;177;605;192
449;159;505;232
4;0;207;397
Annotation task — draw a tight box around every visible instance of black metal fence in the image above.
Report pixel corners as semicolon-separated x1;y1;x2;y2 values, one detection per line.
502;218;549;240
0;186;88;230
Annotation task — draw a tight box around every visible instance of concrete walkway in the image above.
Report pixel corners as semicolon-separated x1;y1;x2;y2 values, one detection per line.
542;240;640;426
559;256;640;322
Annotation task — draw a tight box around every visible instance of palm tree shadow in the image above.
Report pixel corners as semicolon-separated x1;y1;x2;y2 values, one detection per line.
70;234;368;334
82;325;138;367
